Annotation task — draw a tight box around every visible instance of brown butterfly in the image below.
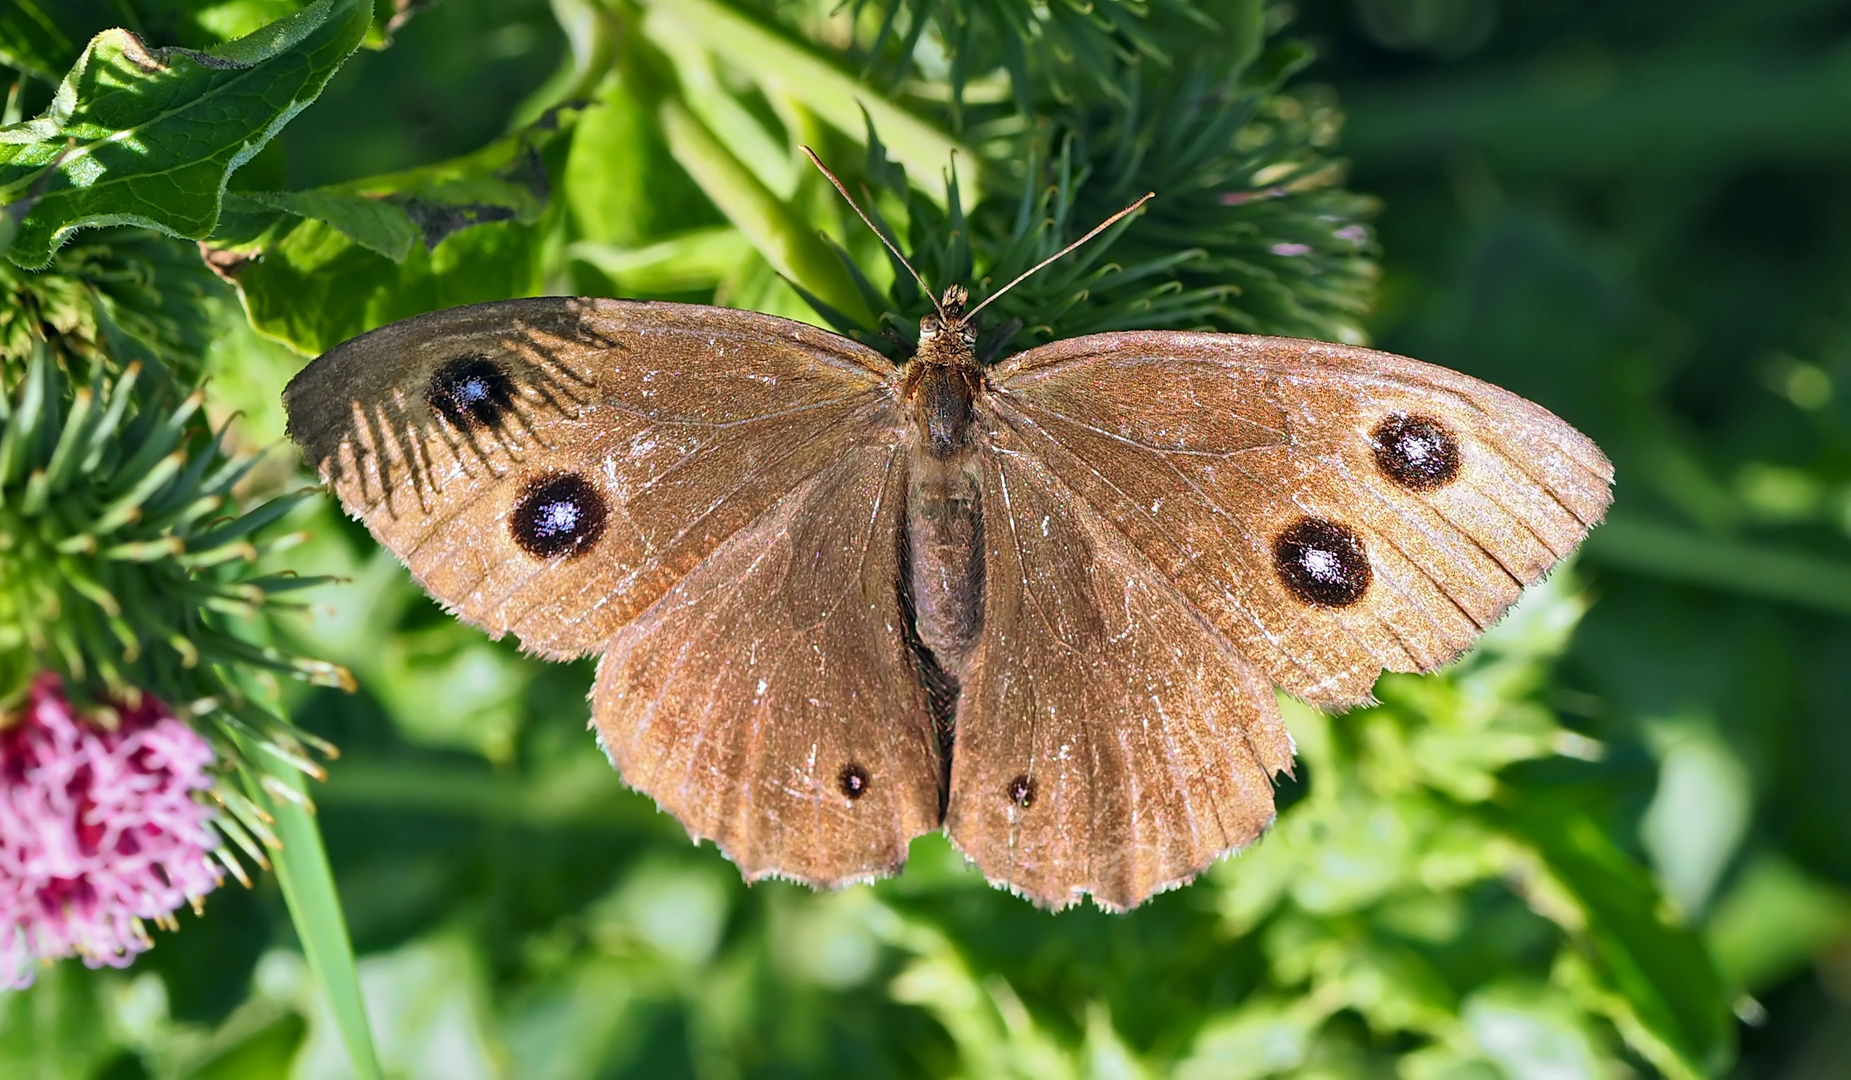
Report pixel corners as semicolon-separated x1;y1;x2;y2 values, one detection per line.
282;172;1611;911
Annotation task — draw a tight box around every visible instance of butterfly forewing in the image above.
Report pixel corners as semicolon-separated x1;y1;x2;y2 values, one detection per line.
592;444;942;886
988;332;1613;710
283;298;901;659
944;438;1294;910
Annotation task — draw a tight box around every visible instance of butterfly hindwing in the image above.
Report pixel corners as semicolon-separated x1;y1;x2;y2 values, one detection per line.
944;437;1294;910
591;444;943;886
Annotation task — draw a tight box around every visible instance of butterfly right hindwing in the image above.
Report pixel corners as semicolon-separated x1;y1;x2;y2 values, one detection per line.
592;443;943;887
944;433;1294;910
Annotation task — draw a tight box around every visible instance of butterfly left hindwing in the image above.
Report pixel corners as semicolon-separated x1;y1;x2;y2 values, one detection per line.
592;444;943;886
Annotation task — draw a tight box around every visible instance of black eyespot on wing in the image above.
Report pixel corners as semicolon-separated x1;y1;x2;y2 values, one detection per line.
510;473;608;559
1273;518;1371;607
838;763;870;800
428;355;516;430
1372;414;1460;491
1006;774;1036;808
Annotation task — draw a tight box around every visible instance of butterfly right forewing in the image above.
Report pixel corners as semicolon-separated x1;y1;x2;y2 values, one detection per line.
986;332;1613;709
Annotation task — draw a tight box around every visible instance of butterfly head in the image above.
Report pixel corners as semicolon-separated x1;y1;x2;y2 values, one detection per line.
934;284;970;325
917;285;979;369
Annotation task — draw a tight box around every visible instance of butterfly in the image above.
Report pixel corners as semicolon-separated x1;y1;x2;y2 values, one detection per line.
282;166;1611;911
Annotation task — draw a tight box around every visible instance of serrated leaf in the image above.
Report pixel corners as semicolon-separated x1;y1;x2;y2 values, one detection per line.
207;110;575;353
0;0;372;267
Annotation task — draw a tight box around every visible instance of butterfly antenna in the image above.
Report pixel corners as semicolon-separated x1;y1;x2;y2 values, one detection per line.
800;146;940;316
964;192;1155;321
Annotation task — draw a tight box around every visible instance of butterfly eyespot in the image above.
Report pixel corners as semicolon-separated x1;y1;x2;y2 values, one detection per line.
1273;517;1372;607
1372;414;1460;491
838;763;870;800
428;354;516;430
510;473;608;559
1006;774;1036;808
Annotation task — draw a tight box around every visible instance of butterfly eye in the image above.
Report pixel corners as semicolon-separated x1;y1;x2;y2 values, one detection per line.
509;473;608;559
1273;517;1372;607
1006;774;1037;808
428;354;516;430
837;763;870;800
1372;414;1460;490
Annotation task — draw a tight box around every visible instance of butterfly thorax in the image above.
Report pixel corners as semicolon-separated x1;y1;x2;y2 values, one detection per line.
905;286;983;461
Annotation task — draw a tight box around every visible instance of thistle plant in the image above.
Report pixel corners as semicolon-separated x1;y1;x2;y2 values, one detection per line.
1;671;221;987
0;338;349;985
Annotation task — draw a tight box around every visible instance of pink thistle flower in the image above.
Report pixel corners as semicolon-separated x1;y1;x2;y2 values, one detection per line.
1;673;222;989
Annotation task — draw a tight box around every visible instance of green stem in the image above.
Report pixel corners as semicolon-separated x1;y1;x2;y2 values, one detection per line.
237;743;382;1080
656;97;876;325
1582;517;1851;615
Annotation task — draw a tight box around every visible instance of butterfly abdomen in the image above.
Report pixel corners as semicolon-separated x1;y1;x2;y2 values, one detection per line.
900;332;989;684
904;451;985;679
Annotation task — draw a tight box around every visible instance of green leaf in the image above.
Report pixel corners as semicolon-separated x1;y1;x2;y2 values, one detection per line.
0;0;123;84
0;0;372;267
1175;997;1328;1080
239;746;383;1080
1639;717;1753;917
1461;983;1609;1080
1705;854;1851;992
636;0;974;205
654;97;875;326
567;227;752;295
1494;805;1732;1079
1582;516;1851;615
290;933;502;1078
0;959;126;1075
227;189;419;261
207;109;575;353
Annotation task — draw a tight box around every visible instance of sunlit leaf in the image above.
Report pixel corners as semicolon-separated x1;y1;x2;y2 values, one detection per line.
0;0;373;267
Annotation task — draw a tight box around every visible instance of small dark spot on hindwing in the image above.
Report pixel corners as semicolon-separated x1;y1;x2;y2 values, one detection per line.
1006;774;1036;808
838;763;870;800
510;473;608;559
428;355;517;430
1274;518;1371;607
1372;414;1460;491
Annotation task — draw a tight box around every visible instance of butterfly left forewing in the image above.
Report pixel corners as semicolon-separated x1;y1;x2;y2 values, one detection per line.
284;297;899;659
591;443;942;886
945;440;1293;910
987;332;1612;710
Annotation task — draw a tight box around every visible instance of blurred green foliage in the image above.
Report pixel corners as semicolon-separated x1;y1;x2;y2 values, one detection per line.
4;0;1851;1078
